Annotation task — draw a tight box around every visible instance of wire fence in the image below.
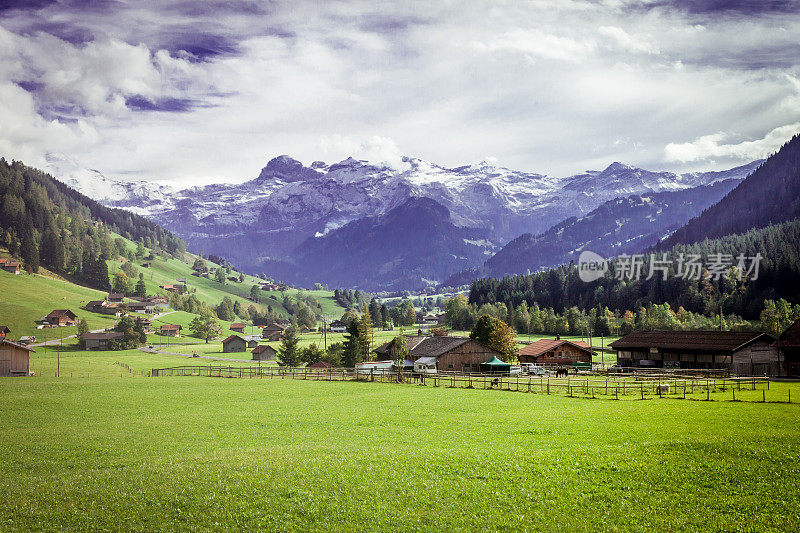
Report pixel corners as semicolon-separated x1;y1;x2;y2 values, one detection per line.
149;365;782;402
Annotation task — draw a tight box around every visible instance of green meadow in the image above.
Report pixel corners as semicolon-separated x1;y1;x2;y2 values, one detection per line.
1;350;798;532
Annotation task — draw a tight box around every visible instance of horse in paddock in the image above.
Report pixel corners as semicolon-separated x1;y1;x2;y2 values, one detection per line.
555;368;569;378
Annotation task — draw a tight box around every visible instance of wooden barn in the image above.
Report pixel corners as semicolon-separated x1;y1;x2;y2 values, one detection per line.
308;361;332;369
519;338;593;365
252;344;277;361
0;326;9;340
83;332;124;350
261;323;287;341
0;339;34;376
0;259;21;274
160;324;182;337
610;330;781;375
374;336;504;373
222;335;247;353
107;293;125;303
775;319;800;377
230;323;247;333
41;309;78;327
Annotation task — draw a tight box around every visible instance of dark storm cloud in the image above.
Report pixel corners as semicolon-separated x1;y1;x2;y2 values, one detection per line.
125;95;197;113
642;0;800;17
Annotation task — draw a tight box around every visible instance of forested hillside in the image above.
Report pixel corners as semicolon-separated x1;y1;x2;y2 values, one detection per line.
468;218;800;321
0;158;185;287
661;134;800;248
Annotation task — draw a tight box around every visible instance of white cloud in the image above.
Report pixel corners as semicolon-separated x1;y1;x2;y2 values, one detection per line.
664;123;800;162
474;29;594;63
320;135;410;171
598;26;659;54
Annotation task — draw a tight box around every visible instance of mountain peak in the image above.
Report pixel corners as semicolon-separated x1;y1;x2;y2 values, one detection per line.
257;155;320;182
602;161;634;174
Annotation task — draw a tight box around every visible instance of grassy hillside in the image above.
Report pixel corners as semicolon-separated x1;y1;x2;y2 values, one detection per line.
1;355;798;531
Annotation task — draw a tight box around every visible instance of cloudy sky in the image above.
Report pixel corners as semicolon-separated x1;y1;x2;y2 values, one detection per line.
0;0;799;185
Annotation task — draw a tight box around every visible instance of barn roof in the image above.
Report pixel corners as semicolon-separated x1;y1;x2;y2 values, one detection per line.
230;323;246;328
775;319;800;347
160;324;181;330
520;338;592;358
307;361;332;368
222;335;245;344
375;335;481;358
83;332;124;340
44;309;77;319
0;326;10;334
0;339;35;352
252;344;276;354
610;330;775;353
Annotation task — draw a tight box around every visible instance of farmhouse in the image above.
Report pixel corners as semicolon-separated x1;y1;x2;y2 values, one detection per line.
519;338;593;365
262;323;287;341
0;339;34;376
0;326;9;340
83;332;124;350
85;300;108;312
222;335;247;353
374;335;503;373
41;309;78;327
252;344;277;361
107;293;125;303
160;284;181;293
230;323;246;333
0;259;21;274
775;318;800;377
160;324;182;337
610;330;781;375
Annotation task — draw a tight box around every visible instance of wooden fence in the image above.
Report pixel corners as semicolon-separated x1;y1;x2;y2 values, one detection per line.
149;365;774;400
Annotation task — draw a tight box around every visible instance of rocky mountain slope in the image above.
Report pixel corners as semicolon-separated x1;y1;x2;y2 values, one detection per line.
52;153;761;289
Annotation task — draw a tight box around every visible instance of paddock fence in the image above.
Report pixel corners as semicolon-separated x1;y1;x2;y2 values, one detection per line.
148;365;781;401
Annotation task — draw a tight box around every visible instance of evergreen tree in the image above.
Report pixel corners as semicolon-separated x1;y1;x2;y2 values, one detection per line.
277;326;301;367
135;273;147;298
342;320;361;367
20;228;39;273
358;306;374;361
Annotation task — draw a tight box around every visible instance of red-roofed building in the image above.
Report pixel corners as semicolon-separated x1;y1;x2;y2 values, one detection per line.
519;338;593;365
230;323;246;333
160;324;182;337
41;309;78;327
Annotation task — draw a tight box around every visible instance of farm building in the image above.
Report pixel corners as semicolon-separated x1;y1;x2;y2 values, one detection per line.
0;258;21;274
0;339;34;376
610;330;781;375
160;284;181;293
374;335;504;373
83;332;124;350
222;335;247;353
85;300;108;312
40;309;78;327
107;293;125;303
519;338;593;365
160;324;182;337
252;344;277;361
775;319;800;377
230;323;246;333
308;361;332;369
262;323;287;341
18;336;35;344
127;301;155;313
0;326;9;340
328;320;347;333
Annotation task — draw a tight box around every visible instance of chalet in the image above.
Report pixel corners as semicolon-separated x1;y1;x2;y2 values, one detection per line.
0;259;21;274
146;296;168;305
160;284;181;293
222;335;247;353
262;323;287;341
83;331;124;350
252;344;277;361
519;338;593;366
127;301;155;314
610;330;781;375
100;303;124;317
18;336;35;345
107;293;125;303
41;309;78;327
329;320;347;333
0;326;9;340
422;314;442;325
775;319;800;377
260;282;278;291
230;323;247;333
374;335;504;373
138;318;154;334
0;339;34;376
160;324;182;337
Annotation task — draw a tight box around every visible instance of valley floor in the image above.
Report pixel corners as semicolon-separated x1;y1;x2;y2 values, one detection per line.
0;351;798;532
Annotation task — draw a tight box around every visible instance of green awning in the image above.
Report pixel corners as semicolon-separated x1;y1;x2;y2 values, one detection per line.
482;356;510;366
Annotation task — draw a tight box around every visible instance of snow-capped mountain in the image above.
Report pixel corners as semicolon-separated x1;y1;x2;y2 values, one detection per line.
55;153;761;288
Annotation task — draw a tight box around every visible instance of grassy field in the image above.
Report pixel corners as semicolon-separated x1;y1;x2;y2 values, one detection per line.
1;349;798;532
